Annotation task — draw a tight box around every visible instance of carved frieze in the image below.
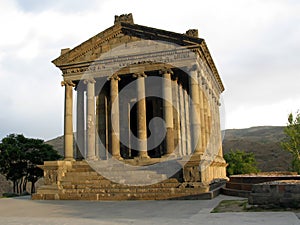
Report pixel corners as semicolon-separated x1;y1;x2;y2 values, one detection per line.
62;48;196;78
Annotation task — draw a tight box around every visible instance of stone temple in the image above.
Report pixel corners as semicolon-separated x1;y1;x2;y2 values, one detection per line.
33;13;227;200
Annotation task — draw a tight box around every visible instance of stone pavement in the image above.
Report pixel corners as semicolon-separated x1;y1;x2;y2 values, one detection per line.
0;195;299;225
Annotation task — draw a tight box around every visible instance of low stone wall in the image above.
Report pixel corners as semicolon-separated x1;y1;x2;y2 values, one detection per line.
222;172;300;198
249;180;300;208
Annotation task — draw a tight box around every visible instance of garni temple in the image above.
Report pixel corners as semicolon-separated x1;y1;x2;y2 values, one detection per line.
33;14;227;200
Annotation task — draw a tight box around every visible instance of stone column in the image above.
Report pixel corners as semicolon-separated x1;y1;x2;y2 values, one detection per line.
179;83;187;156
216;99;223;157
189;65;201;155
97;90;108;159
76;83;85;160
134;72;149;158
84;78;96;160
109;74;122;159
184;88;191;155
204;89;210;148
198;71;206;153
201;76;209;149
61;80;75;161
172;77;181;156
160;68;175;156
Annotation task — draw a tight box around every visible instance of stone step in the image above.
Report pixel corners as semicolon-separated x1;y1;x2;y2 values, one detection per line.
60;176;181;186
221;187;250;198
61;187;205;194
35;191;212;201
64;170;169;177
61;181;182;190
225;182;253;191
61;181;181;188
64;188;209;196
62;172;170;185
33;184;216;200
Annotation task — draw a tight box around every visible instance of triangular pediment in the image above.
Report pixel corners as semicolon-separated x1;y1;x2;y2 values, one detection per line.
52;22;204;67
52;16;224;92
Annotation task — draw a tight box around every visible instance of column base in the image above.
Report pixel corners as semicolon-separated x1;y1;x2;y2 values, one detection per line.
64;157;76;161
87;156;99;161
134;154;151;159
112;155;123;160
162;153;177;159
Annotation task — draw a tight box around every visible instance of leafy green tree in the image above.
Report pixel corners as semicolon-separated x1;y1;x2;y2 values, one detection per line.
281;112;300;173
0;134;61;194
224;149;259;176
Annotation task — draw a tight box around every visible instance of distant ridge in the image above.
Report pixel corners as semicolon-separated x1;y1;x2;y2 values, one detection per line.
45;126;292;172
223;126;292;172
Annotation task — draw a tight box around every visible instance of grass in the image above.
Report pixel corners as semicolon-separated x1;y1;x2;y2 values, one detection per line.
212;200;300;213
211;200;247;213
1;193;23;198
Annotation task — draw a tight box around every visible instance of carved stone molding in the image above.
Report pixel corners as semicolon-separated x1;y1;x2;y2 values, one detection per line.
83;78;96;84
61;80;76;87
108;73;121;81
159;68;173;76
133;72;147;78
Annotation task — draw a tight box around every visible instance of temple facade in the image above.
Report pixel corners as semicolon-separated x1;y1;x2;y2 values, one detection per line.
33;14;227;200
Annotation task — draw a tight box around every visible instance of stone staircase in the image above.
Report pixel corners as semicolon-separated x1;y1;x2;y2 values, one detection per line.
33;160;225;200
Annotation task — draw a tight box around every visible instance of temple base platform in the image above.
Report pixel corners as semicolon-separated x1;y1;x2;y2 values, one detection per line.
32;158;227;200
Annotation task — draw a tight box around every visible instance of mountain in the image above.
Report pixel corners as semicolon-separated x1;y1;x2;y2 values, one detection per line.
0;126;293;196
222;126;292;172
46;126;292;172
45;135;64;156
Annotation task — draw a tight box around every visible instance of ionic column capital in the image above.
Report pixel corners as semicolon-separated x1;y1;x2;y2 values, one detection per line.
108;73;121;81
159;68;173;75
133;72;147;78
61;80;76;87
83;78;96;84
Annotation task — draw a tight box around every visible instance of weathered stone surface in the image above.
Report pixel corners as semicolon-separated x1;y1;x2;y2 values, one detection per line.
35;13;227;201
33;161;225;200
249;180;300;208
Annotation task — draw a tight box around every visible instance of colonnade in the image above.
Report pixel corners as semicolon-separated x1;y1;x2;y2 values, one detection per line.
62;66;222;161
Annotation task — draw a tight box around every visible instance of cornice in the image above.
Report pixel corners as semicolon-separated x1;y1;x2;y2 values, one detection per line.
52;24;123;67
198;41;225;93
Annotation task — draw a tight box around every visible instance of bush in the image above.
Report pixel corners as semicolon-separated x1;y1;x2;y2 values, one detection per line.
281;112;300;174
224;149;260;176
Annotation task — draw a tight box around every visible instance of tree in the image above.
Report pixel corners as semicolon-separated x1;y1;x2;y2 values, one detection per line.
224;149;259;176
0;134;61;194
281;112;300;173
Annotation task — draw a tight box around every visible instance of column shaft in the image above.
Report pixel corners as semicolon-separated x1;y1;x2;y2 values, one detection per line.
161;69;174;156
86;79;96;160
135;73;148;158
179;83;187;155
76;84;85;159
110;74;122;159
184;88;191;154
98;91;107;159
189;67;201;155
62;80;75;161
172;78;181;156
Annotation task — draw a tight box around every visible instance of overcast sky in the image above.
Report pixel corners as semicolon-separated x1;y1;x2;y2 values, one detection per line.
0;0;299;141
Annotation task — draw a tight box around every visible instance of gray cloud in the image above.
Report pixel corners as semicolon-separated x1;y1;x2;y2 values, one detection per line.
0;0;299;140
14;0;102;13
